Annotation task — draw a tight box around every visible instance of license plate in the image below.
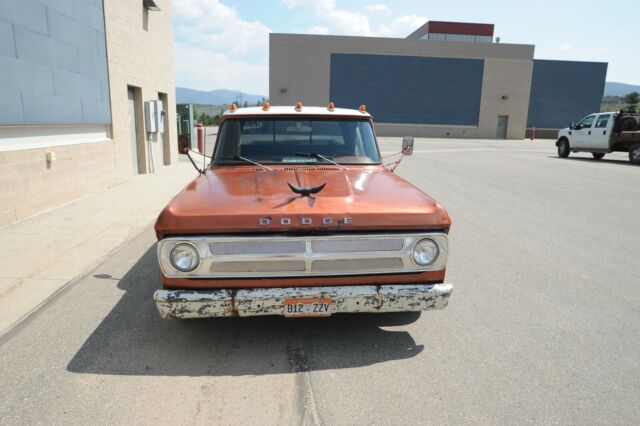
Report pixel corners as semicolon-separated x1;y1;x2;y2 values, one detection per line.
284;297;332;317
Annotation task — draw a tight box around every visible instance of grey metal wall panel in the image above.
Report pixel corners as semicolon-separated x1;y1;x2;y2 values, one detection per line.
527;59;607;129
15;26;79;72
53;69;102;101
0;56;54;95
329;53;484;125
38;0;74;18
0;90;24;125
0;20;15;58
0;0;110;126
81;98;111;123
22;93;83;125
47;9;96;52
0;0;48;35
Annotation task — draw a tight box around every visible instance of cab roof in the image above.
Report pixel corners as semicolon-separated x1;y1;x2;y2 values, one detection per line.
221;105;371;118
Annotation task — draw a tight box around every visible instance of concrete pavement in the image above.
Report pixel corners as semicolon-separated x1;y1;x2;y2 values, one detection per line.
1;139;639;424
0;159;199;336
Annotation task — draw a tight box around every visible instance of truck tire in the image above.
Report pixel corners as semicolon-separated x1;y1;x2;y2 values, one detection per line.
557;139;570;158
630;144;640;164
620;116;638;132
592;153;605;160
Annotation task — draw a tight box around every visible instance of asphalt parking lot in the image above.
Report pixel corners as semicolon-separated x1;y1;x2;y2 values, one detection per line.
1;139;638;425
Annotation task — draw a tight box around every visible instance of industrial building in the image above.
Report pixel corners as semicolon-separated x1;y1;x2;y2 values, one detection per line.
269;21;607;139
0;0;177;227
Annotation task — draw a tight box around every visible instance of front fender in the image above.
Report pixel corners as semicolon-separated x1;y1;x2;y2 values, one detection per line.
556;128;570;146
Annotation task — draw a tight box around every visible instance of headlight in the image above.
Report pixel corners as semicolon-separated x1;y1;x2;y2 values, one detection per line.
412;238;439;266
170;243;200;272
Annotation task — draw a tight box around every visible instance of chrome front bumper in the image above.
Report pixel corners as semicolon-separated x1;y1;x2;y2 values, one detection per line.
154;283;453;319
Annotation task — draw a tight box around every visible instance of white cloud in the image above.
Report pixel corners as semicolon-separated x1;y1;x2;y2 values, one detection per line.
171;0;427;93
281;1;424;38
174;0;271;55
282;0;374;36
376;14;426;37
174;42;268;95
558;43;573;51
172;0;271;93
307;26;330;35
365;4;391;15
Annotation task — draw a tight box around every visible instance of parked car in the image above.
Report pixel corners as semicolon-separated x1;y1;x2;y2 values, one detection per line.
153;102;453;319
556;110;640;164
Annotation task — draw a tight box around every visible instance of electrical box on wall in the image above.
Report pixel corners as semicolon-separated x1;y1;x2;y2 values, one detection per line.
144;101;157;133
154;100;165;133
144;100;166;134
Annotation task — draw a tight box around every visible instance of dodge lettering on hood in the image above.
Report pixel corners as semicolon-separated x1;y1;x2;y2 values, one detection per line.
153;102;453;319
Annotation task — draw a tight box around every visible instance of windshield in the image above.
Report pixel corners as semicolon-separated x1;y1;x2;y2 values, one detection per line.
213;118;380;165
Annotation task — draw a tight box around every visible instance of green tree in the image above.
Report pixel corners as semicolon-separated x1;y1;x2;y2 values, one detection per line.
624;91;639;107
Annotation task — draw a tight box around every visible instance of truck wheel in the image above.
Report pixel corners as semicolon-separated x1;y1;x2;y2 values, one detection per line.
630;144;640;164
557;139;570;158
592;153;605;160
620;116;638;132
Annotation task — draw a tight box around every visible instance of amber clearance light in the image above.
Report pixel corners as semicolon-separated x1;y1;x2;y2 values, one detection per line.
229;103;238;112
359;104;367;113
327;102;335;111
295;101;303;111
262;101;270;111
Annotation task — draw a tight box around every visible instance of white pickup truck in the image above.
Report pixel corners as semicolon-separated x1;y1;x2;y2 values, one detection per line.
556;111;640;164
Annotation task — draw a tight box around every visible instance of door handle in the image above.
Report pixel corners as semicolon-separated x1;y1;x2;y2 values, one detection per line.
588;130;591;135
603;130;607;135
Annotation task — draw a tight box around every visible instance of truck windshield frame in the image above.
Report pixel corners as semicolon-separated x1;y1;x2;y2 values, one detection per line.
212;117;381;165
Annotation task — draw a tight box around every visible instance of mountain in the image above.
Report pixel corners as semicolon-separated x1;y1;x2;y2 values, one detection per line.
176;87;267;105
604;82;640;97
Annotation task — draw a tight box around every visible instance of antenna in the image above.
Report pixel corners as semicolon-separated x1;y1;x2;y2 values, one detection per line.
203;126;206;171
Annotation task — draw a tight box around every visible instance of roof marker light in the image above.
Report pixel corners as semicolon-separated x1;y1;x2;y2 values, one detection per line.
229;103;237;112
327;102;335;111
262;101;270;111
295;101;303;111
359;104;367;113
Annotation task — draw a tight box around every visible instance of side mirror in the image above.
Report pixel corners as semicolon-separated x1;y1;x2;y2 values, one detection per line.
178;134;190;154
178;134;204;174
402;136;414;156
569;122;575;130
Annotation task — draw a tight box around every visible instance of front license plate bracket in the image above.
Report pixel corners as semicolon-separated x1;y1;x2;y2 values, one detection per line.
284;297;333;317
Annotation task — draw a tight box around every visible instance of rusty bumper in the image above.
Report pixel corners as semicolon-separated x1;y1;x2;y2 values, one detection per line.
154;283;453;319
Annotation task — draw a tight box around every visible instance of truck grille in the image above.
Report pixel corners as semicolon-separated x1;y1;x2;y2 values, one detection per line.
159;233;448;278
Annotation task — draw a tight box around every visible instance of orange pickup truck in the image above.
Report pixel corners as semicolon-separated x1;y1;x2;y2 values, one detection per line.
153;103;453;318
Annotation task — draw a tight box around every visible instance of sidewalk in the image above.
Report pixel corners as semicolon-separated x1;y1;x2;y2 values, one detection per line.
0;159;198;336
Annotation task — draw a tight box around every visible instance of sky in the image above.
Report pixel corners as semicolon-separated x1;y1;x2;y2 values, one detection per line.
172;0;640;95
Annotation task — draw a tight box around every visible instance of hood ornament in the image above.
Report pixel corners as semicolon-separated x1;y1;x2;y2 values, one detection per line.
287;182;326;197
274;182;326;208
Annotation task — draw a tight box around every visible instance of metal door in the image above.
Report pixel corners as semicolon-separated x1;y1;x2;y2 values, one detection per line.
496;115;508;139
128;88;140;174
588;113;611;149
574;114;596;147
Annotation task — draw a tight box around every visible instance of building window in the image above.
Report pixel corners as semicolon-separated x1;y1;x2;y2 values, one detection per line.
426;33;446;41
425;33;492;43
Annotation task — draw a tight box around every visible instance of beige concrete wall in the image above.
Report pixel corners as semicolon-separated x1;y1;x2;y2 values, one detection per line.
0;0;177;227
269;33;534;139
0;140;118;226
104;0;177;176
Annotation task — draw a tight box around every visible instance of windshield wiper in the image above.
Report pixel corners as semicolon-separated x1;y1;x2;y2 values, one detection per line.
295;152;347;170
219;155;273;171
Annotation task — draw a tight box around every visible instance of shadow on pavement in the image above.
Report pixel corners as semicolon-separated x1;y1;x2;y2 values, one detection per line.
550;156;637;166
68;244;424;377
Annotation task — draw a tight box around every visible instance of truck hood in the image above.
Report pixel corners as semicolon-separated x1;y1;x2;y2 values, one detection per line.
155;165;451;236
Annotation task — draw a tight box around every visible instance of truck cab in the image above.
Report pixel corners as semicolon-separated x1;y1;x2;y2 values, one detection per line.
152;103;453;319
556;111;640;163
